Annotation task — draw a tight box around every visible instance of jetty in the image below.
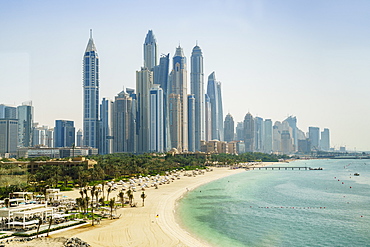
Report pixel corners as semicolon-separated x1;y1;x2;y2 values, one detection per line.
246;166;311;171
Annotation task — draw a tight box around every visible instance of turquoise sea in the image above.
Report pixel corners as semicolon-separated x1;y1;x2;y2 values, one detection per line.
178;159;370;247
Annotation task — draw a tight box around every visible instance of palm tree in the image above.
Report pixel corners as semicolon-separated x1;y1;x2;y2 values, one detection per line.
107;187;112;201
141;191;147;207
90;186;96;226
79;190;84;199
36;218;43;238
109;197;115;219
126;189;133;205
118;191;125;207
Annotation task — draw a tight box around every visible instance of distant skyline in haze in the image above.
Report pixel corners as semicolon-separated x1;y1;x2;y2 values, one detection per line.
1;0;370;151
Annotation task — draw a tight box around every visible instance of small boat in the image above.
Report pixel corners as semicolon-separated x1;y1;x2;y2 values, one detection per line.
354;173;360;176
309;167;323;170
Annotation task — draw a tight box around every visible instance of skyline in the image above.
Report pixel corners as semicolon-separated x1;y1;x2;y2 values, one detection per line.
1;1;370;150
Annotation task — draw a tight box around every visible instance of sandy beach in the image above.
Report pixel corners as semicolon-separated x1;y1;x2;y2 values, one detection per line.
3;162;278;247
49;167;246;247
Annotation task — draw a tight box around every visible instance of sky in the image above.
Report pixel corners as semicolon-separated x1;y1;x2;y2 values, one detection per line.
1;0;370;151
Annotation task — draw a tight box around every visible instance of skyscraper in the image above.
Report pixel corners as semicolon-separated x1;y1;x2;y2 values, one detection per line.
17;102;33;147
204;94;212;142
168;46;188;152
0;104;16;119
320;128;330;151
136;68;153;153
224;113;234;142
263;119;273;153
187;94;195;152
190;44;205;150
153;54;170;151
243;112;254;152
76;129;83;147
55;120;75;148
308;127;320;150
99;98;113;154
143;30;157;70
284;116;298;151
207;72;223;141
236;122;244;141
254;117;264;152
0;119;18;157
83;29;99;149
149;85;164;152
113;90;133;153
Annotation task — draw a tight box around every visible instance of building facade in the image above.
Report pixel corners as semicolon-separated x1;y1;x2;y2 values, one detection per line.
17;102;33;147
83;30;100;149
190;45;205;150
207;72;223;141
149;85;164;152
0;119;18;157
169;46;188;152
224;113;234;143
243;112;254;152
54;120;75;148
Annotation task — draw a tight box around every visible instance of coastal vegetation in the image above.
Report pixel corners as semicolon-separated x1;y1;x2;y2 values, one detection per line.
0;152;288;199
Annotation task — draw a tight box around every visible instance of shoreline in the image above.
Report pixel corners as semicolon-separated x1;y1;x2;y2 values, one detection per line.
51;167;246;246
9;162;280;247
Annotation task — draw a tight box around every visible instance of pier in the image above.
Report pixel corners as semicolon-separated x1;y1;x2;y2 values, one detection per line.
247;166;311;171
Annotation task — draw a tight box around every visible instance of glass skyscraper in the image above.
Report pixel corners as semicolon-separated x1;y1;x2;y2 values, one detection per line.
143;30;157;70
83;29;99;148
55;120;75;148
169;46;188;152
207;72;223;141
190;44;205;151
17;102;33;147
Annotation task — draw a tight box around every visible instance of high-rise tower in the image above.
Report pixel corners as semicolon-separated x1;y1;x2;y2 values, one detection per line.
55;120;75;148
149;85;164;152
136;68;153;153
224;113;234;143
153;54;170;151
168;46;188;152
190;44;205;150
320;128;330;151
188;94;195;152
243;112;254;152
99;98;113;154
17;102;33;147
308;127;320;150
207;72;223;141
143;30;157;70
113;90;133;153
83;29;99;148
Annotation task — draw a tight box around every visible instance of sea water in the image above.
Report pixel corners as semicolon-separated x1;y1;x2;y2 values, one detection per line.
177;159;370;247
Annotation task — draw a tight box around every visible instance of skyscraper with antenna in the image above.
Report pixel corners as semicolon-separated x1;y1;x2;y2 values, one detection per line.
83;29;99;148
190;43;205;151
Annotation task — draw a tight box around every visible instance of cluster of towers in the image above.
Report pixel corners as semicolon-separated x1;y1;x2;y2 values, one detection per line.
83;30;224;154
225;114;331;155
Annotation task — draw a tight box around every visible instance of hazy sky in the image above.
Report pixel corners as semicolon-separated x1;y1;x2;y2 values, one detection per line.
1;0;370;151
